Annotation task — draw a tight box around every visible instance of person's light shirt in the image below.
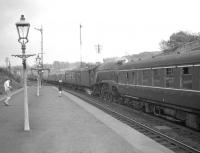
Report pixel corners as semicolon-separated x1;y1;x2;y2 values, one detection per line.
4;80;10;91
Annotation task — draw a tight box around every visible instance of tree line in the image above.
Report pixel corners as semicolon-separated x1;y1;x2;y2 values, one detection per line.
159;31;200;52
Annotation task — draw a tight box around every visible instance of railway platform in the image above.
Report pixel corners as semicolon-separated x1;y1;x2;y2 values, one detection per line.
0;85;174;153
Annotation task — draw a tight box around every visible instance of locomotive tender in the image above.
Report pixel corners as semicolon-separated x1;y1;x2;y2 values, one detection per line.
46;51;200;130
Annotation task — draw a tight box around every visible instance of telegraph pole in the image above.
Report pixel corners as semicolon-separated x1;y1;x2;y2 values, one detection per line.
41;25;43;66
34;25;43;66
95;44;102;63
96;44;102;54
35;25;44;87
80;24;82;67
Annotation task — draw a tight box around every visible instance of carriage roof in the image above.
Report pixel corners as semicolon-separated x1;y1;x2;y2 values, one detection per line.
119;51;200;70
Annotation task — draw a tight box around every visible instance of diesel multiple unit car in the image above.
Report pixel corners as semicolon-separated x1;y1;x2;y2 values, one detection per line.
45;51;200;130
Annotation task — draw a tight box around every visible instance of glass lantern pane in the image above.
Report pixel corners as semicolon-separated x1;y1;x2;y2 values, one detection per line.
18;26;29;39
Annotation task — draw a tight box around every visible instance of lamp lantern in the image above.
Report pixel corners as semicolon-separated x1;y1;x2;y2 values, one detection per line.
16;15;30;44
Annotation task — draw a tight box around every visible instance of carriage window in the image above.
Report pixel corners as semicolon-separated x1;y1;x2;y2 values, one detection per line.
181;67;192;89
136;71;140;85
126;72;129;80
153;69;159;76
142;70;150;85
165;77;174;88
132;71;135;84
182;67;192;75
165;68;174;88
166;68;173;75
153;69;162;87
118;72;123;83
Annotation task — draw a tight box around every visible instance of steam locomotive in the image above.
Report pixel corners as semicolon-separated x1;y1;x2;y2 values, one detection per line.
45;51;200;130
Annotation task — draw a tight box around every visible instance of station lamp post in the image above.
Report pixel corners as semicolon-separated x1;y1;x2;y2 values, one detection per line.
36;55;41;96
12;15;35;131
31;54;50;96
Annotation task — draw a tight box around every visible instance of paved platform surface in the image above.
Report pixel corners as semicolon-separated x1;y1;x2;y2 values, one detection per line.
0;86;173;153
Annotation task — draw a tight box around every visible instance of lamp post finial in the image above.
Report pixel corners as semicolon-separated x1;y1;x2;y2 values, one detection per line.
20;15;25;21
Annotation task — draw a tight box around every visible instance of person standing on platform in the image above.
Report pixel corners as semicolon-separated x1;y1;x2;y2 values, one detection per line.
58;80;63;97
3;79;12;106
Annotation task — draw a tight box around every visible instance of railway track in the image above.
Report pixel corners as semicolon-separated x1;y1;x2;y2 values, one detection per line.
64;88;200;153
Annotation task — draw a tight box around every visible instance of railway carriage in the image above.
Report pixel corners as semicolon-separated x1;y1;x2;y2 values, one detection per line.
46;74;58;83
64;67;97;90
64;70;80;87
44;72;65;85
95;51;200;130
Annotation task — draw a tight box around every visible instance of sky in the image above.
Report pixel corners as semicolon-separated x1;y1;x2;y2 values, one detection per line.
1;0;200;66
